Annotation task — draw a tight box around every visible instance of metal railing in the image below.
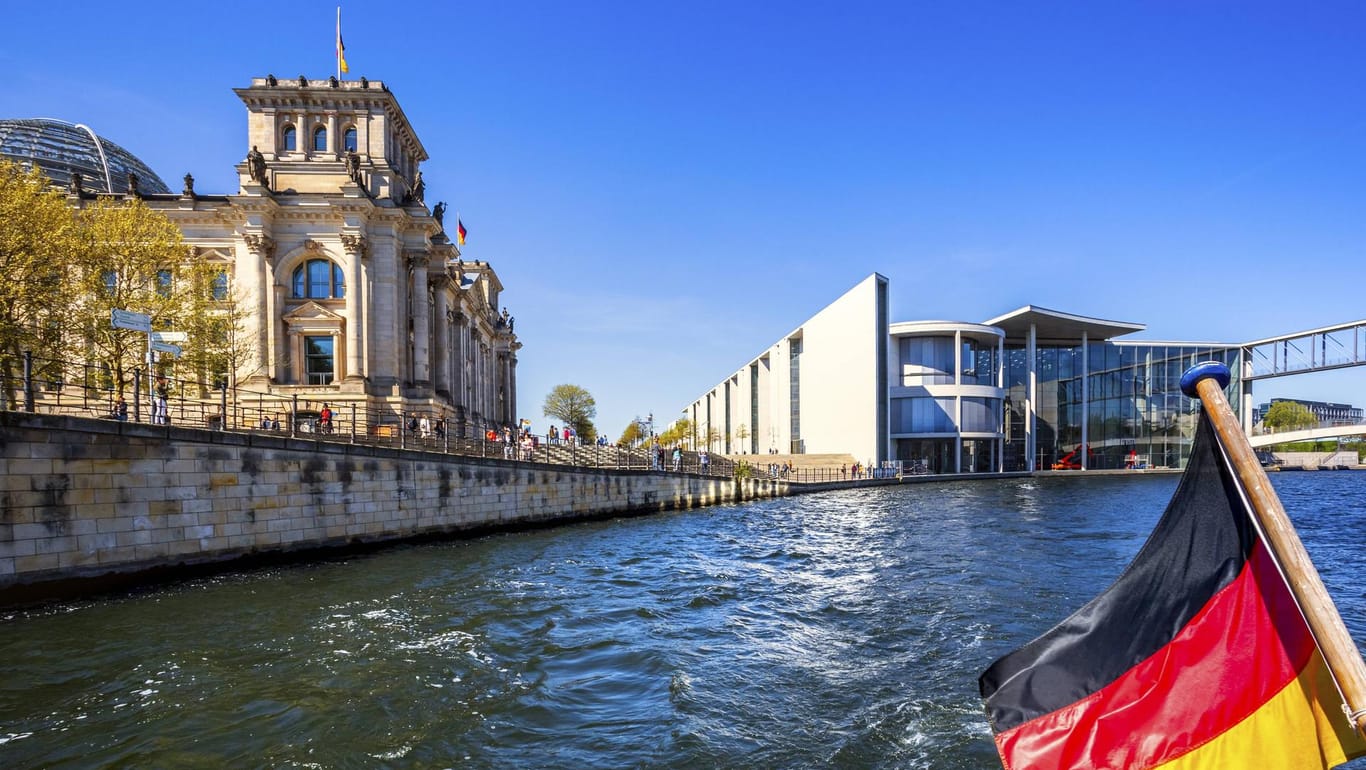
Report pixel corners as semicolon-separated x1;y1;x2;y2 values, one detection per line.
0;352;751;478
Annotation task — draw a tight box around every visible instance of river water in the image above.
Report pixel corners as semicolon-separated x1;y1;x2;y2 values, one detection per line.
2;472;1364;769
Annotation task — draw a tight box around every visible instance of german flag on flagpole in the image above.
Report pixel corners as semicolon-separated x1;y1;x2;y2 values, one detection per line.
336;7;349;76
980;361;1366;770
456;218;467;247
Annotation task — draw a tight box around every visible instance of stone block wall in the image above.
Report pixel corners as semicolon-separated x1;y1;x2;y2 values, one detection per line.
0;413;786;599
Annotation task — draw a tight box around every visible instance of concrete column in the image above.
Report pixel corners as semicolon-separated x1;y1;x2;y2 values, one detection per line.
409;253;431;388
1081;332;1089;471
341;235;365;381
1241;348;1254;436
327;114;339;156
954;330;963;474
1026;324;1036;473
998;334;1005;473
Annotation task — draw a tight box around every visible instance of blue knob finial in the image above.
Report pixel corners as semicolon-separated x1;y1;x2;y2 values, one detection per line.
1180;361;1231;398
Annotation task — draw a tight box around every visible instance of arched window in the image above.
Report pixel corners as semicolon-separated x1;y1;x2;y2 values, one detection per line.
291;259;345;299
313;125;328;152
281;125;297;152
343;126;357;152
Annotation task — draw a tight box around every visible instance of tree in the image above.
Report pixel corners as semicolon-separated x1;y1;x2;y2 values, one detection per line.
0;161;79;370
734;423;750;452
619;417;647;446
1262;401;1319;433
704;426;721;451
180;270;265;392
66;197;211;395
543;383;597;439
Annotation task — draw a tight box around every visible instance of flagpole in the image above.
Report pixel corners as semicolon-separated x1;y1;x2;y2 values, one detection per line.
336;6;342;81
1182;361;1366;737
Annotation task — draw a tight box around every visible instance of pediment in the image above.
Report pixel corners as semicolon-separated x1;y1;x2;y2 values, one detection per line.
283;301;345;322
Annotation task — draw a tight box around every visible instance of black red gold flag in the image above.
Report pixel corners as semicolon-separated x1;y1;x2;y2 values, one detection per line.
979;413;1366;769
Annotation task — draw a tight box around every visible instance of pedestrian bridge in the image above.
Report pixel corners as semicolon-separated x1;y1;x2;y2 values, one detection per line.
1245;319;1366;380
1248;424;1366;448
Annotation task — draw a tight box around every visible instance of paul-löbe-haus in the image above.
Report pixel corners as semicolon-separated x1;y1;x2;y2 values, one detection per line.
682;274;1249;473
2;76;519;436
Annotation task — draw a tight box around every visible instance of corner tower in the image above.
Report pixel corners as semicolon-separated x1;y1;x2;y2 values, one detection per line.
233;75;428;202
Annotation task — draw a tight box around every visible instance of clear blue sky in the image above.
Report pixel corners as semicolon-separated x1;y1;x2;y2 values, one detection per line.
4;1;1364;435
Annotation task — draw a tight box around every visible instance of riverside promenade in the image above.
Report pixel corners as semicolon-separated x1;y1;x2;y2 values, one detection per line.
0;410;792;604
0;408;1030;605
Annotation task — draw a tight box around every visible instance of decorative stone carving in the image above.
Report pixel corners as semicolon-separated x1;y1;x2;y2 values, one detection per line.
432;201;446;229
243;234;275;256
304;239;324;253
247;145;268;186
406;250;432;270
182;173;195;197
340;234;367;256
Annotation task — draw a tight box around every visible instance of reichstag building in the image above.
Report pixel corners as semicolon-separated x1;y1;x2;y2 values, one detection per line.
1;76;519;437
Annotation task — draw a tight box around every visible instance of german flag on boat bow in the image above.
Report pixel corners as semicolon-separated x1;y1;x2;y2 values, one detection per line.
979;364;1366;770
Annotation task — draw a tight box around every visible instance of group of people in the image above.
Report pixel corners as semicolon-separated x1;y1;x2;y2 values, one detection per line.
650;443;710;473
409;413;447;439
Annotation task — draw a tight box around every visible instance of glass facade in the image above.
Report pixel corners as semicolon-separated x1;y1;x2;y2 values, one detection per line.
0;118;171;194
1004;342;1242;472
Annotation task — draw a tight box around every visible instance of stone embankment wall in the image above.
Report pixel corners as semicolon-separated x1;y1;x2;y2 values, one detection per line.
0;413;786;600
1267;450;1361;469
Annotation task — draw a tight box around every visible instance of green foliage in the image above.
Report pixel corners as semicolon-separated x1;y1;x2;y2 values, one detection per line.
67;197;207;394
618;418;646;446
733;460;753;481
0;160;77;363
1261;401;1319;432
543;383;597;439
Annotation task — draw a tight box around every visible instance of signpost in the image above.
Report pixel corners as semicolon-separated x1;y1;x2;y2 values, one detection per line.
111;309;152;332
112;310;185;422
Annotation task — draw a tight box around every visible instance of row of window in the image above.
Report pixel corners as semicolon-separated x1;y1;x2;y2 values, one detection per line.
280;125;358;153
98;262;339;302
100;269;230;301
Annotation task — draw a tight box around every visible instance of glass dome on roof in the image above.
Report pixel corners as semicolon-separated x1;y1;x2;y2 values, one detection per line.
0;118;171;195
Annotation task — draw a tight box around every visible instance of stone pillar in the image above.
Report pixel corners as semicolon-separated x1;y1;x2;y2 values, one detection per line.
341;234;366;382
243;234;274;382
451;311;466;409
432;281;450;396
408;252;431;388
327;114;339;156
508;354;519;427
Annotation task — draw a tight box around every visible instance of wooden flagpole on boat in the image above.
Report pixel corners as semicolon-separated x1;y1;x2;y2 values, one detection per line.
1182;361;1366;737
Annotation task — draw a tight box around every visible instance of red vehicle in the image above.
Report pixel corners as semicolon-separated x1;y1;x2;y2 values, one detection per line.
1051;444;1092;470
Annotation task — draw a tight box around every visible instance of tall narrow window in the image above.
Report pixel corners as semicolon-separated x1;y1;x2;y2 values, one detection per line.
156;269;173;297
282;125;297;151
343;126;357;152
211;270;229;301
313;126;328;152
304;336;334;384
101;270;117;296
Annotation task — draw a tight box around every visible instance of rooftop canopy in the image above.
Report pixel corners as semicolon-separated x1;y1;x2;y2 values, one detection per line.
983;305;1146;344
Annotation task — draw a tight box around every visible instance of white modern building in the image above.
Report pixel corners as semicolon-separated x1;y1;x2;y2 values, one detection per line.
684;274;889;464
683;275;1244;473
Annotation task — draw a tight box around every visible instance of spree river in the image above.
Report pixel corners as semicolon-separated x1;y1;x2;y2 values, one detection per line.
3;472;1365;769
